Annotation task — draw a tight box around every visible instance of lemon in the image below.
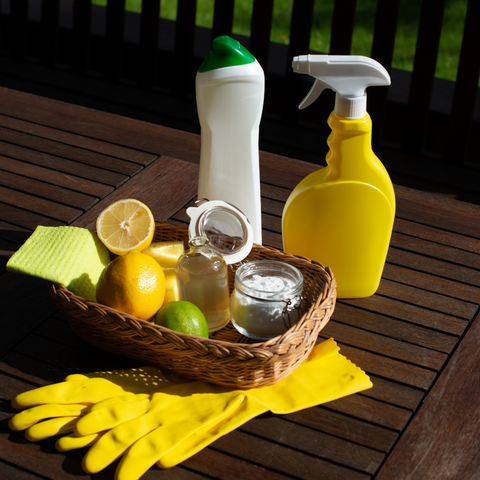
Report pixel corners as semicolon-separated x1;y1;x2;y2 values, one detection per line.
144;241;185;306
154;301;209;338
96;199;155;256
96;251;166;320
143;241;185;269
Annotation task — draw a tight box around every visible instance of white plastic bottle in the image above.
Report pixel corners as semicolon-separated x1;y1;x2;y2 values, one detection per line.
196;35;264;245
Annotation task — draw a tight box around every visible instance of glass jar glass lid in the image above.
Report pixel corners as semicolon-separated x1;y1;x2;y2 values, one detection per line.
186;199;254;265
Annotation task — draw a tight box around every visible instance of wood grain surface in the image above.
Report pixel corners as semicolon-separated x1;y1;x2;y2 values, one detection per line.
0;87;479;479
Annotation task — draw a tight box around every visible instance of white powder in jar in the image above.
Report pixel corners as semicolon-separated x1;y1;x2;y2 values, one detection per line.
243;274;295;292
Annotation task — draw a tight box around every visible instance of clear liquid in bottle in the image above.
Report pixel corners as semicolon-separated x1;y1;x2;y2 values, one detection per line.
175;236;230;332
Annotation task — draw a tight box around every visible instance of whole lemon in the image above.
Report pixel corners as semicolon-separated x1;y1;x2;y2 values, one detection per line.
96;250;166;320
154;301;209;338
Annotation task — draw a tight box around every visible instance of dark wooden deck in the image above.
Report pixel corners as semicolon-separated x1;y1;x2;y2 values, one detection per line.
1;86;480;479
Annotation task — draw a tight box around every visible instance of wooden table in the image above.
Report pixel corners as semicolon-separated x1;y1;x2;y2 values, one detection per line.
1;86;479;480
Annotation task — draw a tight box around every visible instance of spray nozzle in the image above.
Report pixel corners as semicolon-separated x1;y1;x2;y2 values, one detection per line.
293;55;391;119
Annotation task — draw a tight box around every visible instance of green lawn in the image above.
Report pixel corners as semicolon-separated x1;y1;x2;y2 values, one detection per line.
91;0;467;82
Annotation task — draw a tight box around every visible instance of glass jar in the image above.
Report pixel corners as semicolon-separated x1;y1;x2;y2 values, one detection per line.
175;236;230;332
230;260;304;340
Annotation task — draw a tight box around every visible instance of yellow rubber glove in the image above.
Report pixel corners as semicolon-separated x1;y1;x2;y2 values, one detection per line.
80;386;248;475
156;337;371;469
9;366;174;438
67;339;371;480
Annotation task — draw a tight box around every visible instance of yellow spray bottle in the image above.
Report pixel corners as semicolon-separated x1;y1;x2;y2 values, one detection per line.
282;55;395;298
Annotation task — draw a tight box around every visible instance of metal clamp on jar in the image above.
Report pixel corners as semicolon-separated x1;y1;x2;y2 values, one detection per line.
184;199;304;339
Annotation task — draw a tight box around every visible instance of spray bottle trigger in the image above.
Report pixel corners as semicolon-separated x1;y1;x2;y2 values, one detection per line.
298;78;331;110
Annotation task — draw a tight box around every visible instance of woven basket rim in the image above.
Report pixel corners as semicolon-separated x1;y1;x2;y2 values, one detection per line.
47;222;337;386
48;222;336;354
49;251;335;351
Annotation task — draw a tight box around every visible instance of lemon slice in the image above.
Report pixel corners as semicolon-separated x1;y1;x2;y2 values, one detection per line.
144;241;185;306
96;199;155;255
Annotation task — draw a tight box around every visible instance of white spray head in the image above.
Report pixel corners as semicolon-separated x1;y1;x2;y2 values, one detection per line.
292;55;391;119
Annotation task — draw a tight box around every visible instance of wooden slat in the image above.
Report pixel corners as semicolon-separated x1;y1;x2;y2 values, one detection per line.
240;416;384;475
376;312;480;479
0;351;69;386
329;0;357;54
105;0;126;81
249;0;274;70
0;170;97;211
402;0;446;153
0;203;64;230
0;156;113;199
72;156;199;229
0;86;202;164
322;321;448;371
213;429;370;480
0;127;146;177
0;183;82;224
395;185;480;239
0;430;102;480
182;447;291;480
333;302;458;353
330;342;437;390
382;263;480;305
323;393;411;431
0;141;129;187
72;0;92;73
445;0;480;164
376;278;476;320
284;406;398;452
387;246;480;288
390;227;480;271
344;292;468;336
0;113;156;165
361;375;424;410
393;217;480;255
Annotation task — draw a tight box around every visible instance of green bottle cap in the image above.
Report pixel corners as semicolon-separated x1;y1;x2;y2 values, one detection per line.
199;35;255;73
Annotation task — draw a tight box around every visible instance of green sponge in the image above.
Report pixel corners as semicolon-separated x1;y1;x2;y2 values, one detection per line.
6;226;111;302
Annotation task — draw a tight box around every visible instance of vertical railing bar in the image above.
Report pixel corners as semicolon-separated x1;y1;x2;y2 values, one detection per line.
369;0;401;142
105;0;126;81
9;0;29;59
444;0;480;165
285;0;315;119
72;0;92;73
173;0;197;94
329;0;357;55
212;0;234;41
402;0;445;153
139;0;161;89
249;0;274;70
40;0;60;66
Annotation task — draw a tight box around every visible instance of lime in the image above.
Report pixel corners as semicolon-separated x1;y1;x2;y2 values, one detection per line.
154;301;209;338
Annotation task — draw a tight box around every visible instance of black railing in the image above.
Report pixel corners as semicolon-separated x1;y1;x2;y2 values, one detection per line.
1;0;479;198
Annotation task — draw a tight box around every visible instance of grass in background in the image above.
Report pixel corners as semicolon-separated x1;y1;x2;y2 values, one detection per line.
92;0;467;82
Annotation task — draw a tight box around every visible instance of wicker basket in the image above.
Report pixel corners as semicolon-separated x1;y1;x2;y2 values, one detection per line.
48;222;336;389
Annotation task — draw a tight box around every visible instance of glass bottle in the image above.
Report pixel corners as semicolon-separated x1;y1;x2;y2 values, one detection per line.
175;236;230;333
230;260;304;340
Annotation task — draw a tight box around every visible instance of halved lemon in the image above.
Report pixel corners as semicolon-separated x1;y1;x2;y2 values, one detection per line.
96;199;155;255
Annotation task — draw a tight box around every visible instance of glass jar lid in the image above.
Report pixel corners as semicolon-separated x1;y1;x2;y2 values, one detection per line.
186;199;254;265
